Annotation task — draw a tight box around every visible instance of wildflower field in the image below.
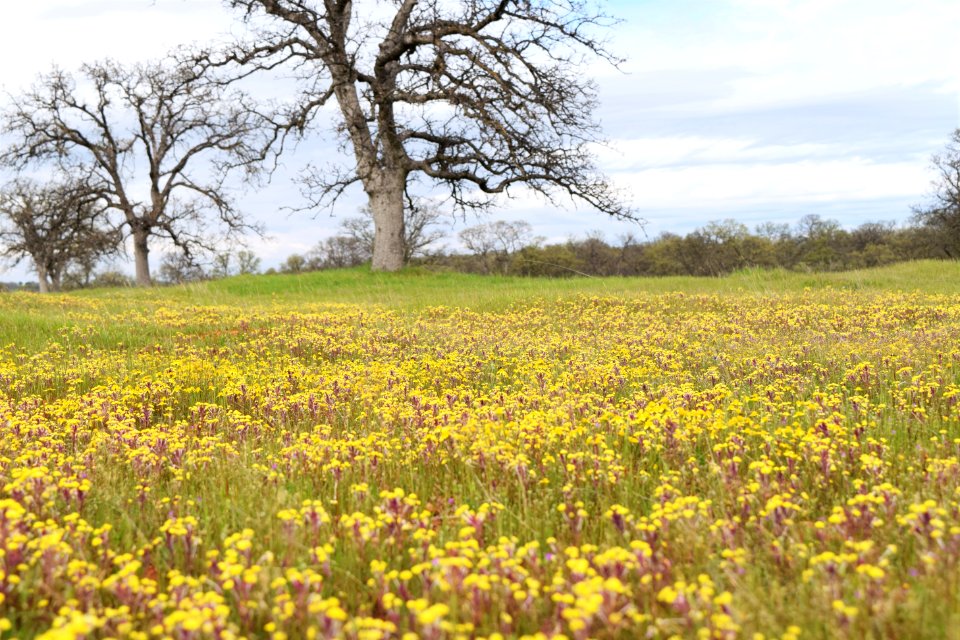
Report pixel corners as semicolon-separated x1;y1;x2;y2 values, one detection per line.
3;264;960;639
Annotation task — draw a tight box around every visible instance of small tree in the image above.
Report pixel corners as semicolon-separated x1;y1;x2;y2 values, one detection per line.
212;249;263;277
1;56;278;286
0;178;119;292
158;252;208;285
280;254;309;274
211;253;234;279
913;129;960;257
236;250;262;275
307;234;371;270
459;220;536;274
223;0;635;271
793;214;844;270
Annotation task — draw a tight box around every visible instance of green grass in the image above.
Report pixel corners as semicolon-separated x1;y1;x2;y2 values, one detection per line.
0;260;951;351
63;259;960;311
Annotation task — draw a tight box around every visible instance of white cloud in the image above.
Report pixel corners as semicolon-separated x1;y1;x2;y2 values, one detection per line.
593;136;843;170
613;0;960;108
612;157;928;209
0;1;235;91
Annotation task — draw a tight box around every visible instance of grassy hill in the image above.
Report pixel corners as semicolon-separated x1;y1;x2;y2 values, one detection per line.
69;259;960;310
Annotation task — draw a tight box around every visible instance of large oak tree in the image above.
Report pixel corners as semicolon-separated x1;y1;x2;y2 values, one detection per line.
1;56;277;286
226;0;634;271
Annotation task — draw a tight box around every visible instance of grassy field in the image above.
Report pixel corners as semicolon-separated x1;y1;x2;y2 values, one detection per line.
72;259;960;308
2;260;960;638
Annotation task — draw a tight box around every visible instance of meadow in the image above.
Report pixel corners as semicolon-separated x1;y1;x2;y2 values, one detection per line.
2;261;960;639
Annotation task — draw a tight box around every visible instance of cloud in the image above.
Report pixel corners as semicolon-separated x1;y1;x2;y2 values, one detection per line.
613;157;928;208
0;1;235;91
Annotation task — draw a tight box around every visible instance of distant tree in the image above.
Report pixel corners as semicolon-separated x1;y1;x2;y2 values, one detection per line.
569;231;615;275
755;222;792;242
0;55;278;286
640;232;686;276
913;129;960;257
459;220;536;274
158;252;207;285
211;253;234;279
236;250;262;275
280;253;308;274
209;250;261;278
793;215;844;270
88;270;135;289
0;178;119;293
513;244;586;277
307;235;371;270
223;0;635;271
615;232;646;275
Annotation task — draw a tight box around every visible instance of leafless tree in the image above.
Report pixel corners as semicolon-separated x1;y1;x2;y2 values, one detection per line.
236;249;263;275
459;219;535;273
0;178;120;292
158;252;208;285
0;55;279;286
211;248;263;277
222;0;635;271
913;129;960;256
307;234;371;269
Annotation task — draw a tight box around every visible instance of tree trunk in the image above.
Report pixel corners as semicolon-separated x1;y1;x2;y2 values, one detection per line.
368;173;406;272
36;264;50;294
49;271;62;293
132;228;152;286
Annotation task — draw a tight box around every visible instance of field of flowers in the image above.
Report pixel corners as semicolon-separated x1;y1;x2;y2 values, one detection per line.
2;283;960;638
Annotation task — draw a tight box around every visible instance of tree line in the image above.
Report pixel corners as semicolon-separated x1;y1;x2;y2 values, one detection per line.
266;209;960;279
73;203;956;287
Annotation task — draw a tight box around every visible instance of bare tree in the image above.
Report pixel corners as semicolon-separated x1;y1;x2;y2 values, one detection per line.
211;248;263;277
459;219;535;273
0;178;120;293
0;55;278;286
158;252;208;285
307;234;371;269
913;129;960;257
223;0;635;271
236;249;263;275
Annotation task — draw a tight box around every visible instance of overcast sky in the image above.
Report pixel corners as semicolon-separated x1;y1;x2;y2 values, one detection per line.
1;0;958;281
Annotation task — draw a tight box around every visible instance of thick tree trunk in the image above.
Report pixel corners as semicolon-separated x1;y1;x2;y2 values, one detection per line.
132;229;152;286
368;172;406;272
49;272;62;293
36;264;50;294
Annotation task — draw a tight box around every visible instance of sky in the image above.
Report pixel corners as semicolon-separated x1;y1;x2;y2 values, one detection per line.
0;0;958;281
